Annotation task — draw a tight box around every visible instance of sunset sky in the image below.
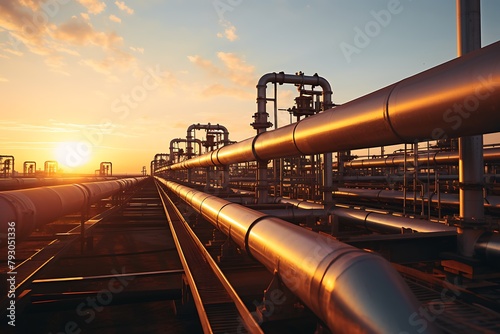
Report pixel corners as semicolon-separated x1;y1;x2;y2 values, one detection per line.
1;0;500;175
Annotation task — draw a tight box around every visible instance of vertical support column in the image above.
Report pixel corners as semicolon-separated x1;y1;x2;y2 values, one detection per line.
323;153;333;207
457;0;484;256
254;78;273;204
257;160;269;204
413;143;418;214
222;165;230;193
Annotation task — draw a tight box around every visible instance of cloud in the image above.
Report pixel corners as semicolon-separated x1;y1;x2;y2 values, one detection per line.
52;16;124;48
115;1;134;15
109;14;121;23
188;52;256;98
0;77;8;82
217;23;238;42
187;55;223;77
77;0;106;15
217;52;255;86
129;46;144;54
0;1;136;77
81;12;90;21
3;45;23;56
17;0;45;11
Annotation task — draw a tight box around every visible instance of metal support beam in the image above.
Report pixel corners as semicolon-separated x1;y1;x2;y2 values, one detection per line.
457;0;484;257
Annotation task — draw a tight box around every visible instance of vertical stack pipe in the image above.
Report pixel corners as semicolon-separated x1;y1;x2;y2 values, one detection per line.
457;0;484;256
158;41;500;174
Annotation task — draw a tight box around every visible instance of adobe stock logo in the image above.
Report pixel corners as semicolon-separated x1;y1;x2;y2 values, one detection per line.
340;0;408;63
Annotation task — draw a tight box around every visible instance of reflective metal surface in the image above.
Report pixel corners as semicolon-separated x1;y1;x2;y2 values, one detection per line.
277;197;455;234
0;177;146;243
335;147;500;169
475;232;500;262
157;177;437;333
332;187;500;210
161;40;500;173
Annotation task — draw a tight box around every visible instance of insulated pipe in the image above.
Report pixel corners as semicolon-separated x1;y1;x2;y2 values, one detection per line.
333;147;500;169
0;176;119;191
341;174;461;183
475;232;500;263
160;41;500;172
275;197;456;234
332;187;500;211
332;207;456;234
457;0;484;257
0;177;147;243
156;177;436;334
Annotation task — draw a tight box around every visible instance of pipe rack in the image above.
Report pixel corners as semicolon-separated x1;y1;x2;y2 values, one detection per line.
156;177;440;333
158;41;500;175
0;177;147;243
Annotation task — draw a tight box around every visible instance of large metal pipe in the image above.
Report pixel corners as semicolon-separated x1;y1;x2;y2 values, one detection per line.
457;0;484;257
475;232;500;263
276;197;456;234
0;177;147;243
0;176;120;191
332;207;456;234
156;177;438;333
254;72;333;132
333;147;500;169
332;187;500;211
254;72;334;204
160;40;500;173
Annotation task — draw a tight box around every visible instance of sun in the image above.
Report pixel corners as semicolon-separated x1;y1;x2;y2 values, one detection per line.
54;141;93;169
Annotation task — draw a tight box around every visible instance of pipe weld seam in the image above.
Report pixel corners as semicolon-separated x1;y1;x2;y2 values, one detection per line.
244;215;272;259
215;202;236;230
384;84;408;143
198;195;218;215
291;122;307;156
214;148;223;166
252;133;264;161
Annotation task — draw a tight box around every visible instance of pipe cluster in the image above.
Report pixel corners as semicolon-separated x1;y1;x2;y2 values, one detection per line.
0;177;147;243
156;177;439;333
158;40;500;173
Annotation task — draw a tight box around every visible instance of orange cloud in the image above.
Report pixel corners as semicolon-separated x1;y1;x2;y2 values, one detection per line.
18;0;45;11
109;14;121;23
115;1;134;15
0;2;136;77
77;0;106;15
217;22;238;42
52;16;124;50
188;52;256;98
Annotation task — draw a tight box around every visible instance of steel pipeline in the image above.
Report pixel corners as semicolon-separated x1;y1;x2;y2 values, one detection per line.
0;177;147;243
156;177;439;333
